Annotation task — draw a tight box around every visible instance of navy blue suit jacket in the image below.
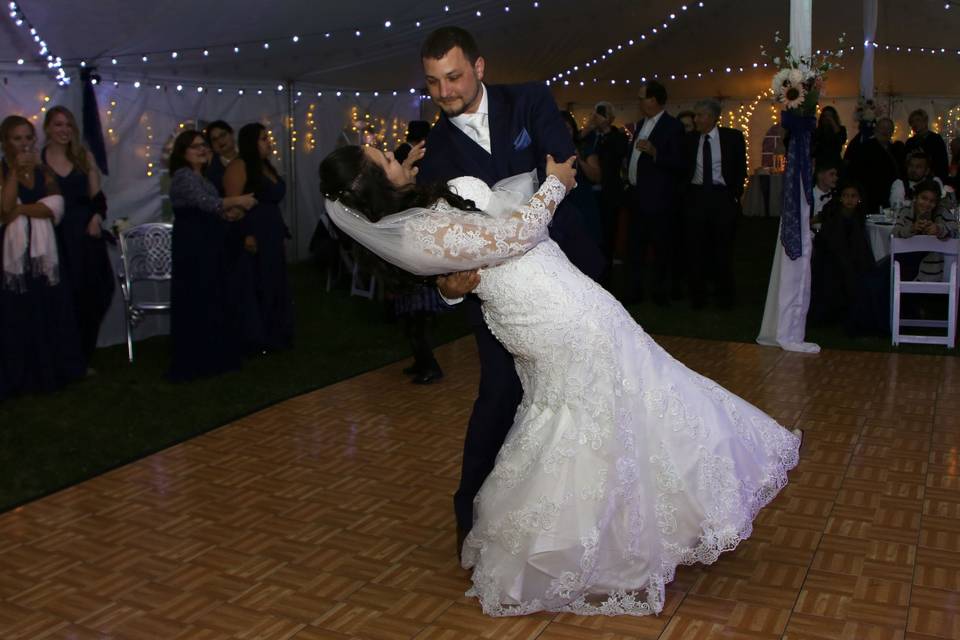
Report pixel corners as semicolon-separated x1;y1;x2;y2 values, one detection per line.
418;83;604;311
625;112;686;212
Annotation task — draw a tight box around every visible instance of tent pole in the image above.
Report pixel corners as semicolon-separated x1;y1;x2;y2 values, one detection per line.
860;0;878;99
286;79;298;261
789;0;813;63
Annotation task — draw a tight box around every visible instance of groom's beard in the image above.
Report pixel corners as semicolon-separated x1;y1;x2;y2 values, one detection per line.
438;82;482;118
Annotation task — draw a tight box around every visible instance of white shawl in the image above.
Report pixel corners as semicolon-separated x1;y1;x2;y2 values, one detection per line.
2;194;66;292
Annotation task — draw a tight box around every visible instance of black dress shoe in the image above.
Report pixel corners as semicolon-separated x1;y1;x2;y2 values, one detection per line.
413;368;444;385
402;364;421;376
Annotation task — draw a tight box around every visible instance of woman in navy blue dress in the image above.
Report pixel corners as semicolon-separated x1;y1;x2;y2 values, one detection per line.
167;130;257;381
224;123;293;353
42;106;114;368
0;115;84;397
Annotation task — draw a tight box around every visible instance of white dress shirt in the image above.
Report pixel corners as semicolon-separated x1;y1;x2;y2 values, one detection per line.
889;176;944;210
627;109;664;187
440;85;491;305
812;185;833;218
449;83;491;154
692;126;725;186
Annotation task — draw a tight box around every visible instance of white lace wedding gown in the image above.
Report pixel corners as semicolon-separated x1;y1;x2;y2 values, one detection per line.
328;173;802;618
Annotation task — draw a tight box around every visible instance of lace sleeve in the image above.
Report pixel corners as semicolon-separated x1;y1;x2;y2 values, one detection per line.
406;174;566;265
169;168;224;215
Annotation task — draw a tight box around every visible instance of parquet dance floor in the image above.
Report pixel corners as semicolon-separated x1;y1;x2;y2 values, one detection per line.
2;335;959;639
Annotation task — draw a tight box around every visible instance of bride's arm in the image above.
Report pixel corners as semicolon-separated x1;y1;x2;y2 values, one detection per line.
408;174;567;264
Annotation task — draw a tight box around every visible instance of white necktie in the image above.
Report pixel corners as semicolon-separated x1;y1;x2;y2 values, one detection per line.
463;113;491;154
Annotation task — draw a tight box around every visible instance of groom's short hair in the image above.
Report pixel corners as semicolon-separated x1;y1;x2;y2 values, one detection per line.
421;27;481;64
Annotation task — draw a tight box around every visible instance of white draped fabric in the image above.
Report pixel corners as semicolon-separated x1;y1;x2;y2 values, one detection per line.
756;0;820;354
756;199;820;352
860;0;879;99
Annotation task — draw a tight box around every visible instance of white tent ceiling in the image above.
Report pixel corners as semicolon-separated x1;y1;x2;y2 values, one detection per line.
3;0;959;100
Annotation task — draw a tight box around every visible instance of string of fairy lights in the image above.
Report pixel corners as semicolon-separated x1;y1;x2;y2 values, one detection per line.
8;1;960;183
68;0;547;73
7;1;69;85
547;1;707;84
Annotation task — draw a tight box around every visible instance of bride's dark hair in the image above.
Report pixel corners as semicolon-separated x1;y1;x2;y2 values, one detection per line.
319;145;478;221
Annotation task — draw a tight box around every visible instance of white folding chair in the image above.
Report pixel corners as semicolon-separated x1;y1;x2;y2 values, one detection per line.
890;235;960;347
117;223;174;362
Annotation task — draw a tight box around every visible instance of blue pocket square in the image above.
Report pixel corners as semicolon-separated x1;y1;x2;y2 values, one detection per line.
513;128;532;151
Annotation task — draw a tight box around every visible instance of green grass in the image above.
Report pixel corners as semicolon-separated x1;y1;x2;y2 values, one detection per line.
1;218;954;512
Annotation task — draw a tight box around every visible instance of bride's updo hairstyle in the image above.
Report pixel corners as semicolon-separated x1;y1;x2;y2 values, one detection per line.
319;145;477;222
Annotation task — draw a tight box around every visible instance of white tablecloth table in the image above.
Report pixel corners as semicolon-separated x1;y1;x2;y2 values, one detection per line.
865;220;894;262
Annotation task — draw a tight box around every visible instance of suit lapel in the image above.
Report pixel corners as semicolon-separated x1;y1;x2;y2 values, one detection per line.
437;117;496;184
487;86;512;180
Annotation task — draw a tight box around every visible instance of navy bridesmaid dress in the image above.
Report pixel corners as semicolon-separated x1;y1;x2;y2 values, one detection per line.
0;163;84;396
168;168;242;381
238;174;293;353
43;150;115;364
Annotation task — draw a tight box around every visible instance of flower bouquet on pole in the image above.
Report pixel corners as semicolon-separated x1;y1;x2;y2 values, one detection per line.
764;32;844;259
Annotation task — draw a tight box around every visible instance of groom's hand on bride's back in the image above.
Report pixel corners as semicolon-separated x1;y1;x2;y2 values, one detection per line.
546;154;578;192
438;270;481;299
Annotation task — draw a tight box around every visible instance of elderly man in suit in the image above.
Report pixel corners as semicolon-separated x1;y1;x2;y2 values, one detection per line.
682;98;747;309
624;81;686;305
415;26;605;554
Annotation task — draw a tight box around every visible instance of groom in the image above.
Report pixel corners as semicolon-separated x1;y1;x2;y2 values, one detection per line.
416;27;604;551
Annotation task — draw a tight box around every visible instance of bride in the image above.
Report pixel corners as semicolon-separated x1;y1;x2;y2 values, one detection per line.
319;144;802;617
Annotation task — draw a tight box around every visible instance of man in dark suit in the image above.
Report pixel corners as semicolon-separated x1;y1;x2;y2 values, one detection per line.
623;81;686;305
415;27;605;551
682;98;746;309
846;116;905;212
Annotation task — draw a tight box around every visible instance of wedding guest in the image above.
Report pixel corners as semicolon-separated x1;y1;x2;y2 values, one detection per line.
224;123;294;353
624;80;685;305
205;120;237;196
946;136;960;191
811;160;839;229
0;115;84;396
42;106;114;369
560;110;602;246
890;151;944;210
677;110;695;134
809;181;874;331
905;109;949;181
168;130;256;381
846;117;905;212
682;98;746;309
580;100;629;276
892;179;958;281
812;106;847;168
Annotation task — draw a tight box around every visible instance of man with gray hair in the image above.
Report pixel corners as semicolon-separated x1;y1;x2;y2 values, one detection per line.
682;98;746;309
905;108;949;181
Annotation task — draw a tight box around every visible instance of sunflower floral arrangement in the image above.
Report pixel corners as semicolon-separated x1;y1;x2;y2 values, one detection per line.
761;31;845;117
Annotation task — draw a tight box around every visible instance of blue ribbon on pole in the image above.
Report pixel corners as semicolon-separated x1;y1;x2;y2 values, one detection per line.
780;110;815;260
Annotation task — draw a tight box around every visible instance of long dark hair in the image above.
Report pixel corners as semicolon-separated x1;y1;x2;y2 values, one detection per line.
168;129;205;174
817;106;842;131
319;145;478;222
237;122;277;192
